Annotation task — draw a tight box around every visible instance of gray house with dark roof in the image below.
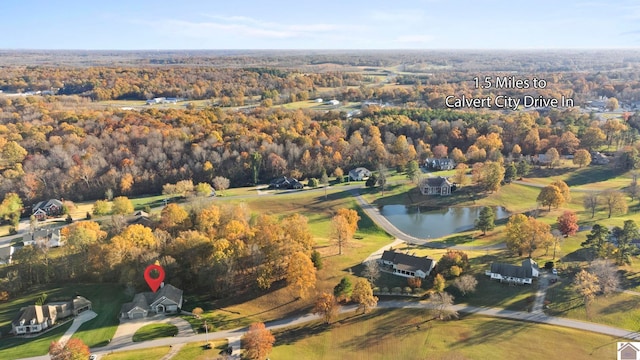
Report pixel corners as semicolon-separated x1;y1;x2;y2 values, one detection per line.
120;284;183;320
419;176;452;196
11;296;91;335
379;250;435;279
485;258;540;285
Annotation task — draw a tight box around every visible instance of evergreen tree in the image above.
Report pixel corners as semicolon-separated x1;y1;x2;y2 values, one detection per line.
475;206;496;235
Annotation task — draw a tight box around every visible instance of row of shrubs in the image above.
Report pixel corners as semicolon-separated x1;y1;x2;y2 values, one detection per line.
373;286;426;296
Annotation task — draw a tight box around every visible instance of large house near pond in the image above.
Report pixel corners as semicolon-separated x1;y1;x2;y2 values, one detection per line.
419;176;453;196
379;250;436;279
120;284;183;320
485;258;540;285
11;296;92;335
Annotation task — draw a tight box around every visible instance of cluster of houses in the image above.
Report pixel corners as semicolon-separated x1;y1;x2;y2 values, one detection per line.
11;296;92;335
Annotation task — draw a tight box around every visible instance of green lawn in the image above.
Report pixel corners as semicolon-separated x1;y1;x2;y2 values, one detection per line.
0;321;72;359
0;283;126;358
546;276;640;331
101;346;171;360
132;323;179;342
269;309;616;360
172;340;228;360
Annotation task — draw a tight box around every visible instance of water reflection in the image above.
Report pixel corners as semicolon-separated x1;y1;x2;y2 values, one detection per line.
378;205;510;239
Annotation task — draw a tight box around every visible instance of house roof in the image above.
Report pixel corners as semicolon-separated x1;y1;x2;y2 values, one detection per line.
349;167;370;175
120;293;149;314
381;250;434;274
12;305;55;326
425;176;452;188
151;284;183;306
491;259;538;279
72;296;92;310
33;199;63;212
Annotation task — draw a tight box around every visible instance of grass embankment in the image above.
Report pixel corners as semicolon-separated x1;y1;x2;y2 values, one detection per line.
269;309;616;360
0;283;126;358
172;340;228;360
181;188;394;332
101;346;172;360
132;323;179;342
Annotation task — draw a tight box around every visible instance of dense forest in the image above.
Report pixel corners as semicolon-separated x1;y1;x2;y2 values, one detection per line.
2;50;640;302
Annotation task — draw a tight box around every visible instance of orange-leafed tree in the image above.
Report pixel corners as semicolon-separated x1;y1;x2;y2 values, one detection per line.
313;292;340;324
286;251;316;299
49;338;90;360
242;322;275;360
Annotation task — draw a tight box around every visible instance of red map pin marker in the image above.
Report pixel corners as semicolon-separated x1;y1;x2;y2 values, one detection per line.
144;264;165;293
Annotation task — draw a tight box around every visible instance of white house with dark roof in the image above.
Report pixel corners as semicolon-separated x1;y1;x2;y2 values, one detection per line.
419;176;452;196
348;167;372;181
379;250;435;279
120;284;183;320
485;258;540;285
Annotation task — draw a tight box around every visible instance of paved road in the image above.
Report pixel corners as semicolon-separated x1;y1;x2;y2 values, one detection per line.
19;299;640;360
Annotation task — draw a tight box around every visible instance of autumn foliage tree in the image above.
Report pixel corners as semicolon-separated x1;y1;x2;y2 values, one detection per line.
602;190;628;218
557;211;579;237
286;251;316;299
437;250;470;278
537;185;565;210
351;278;378;314
573;149;592;168
313;292;340;324
505;214;553;257
242;322;275;360
111;196;133;215
331;208;359;255
49;338;90;360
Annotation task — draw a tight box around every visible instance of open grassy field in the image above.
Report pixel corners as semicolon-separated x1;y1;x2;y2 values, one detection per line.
172;340;228;360
132;323;178;342
269;309;616;360
101;346;172;360
0;321;72;359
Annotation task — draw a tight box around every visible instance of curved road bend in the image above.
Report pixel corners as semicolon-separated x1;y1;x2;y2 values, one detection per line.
350;190;506;251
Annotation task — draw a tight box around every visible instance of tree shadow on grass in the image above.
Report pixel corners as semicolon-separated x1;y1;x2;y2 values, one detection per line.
564;166;624;187
599;296;640;315
449;316;530;349
272;322;331;346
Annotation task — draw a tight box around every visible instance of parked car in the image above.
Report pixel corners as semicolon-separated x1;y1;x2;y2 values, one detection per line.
552;268;558;275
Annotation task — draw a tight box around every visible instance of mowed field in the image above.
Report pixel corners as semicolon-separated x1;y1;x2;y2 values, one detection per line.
269;309;616;360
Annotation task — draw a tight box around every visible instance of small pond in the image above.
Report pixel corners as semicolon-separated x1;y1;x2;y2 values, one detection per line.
378;205;510;239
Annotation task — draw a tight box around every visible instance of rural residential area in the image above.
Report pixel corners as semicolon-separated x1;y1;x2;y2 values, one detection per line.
3;1;640;360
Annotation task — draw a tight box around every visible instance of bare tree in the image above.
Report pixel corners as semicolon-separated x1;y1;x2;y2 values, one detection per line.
574;269;599;318
589;259;620;295
583;192;599;218
453;275;478;296
212;176;230;195
361;260;381;284
628;172;639;201
427;292;458;321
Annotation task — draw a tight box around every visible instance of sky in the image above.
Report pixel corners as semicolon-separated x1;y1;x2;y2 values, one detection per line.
1;0;640;50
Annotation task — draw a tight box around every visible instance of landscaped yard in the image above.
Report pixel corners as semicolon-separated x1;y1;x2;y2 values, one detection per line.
0;321;72;359
269;309;616;359
0;283;126;358
132;323;179;342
